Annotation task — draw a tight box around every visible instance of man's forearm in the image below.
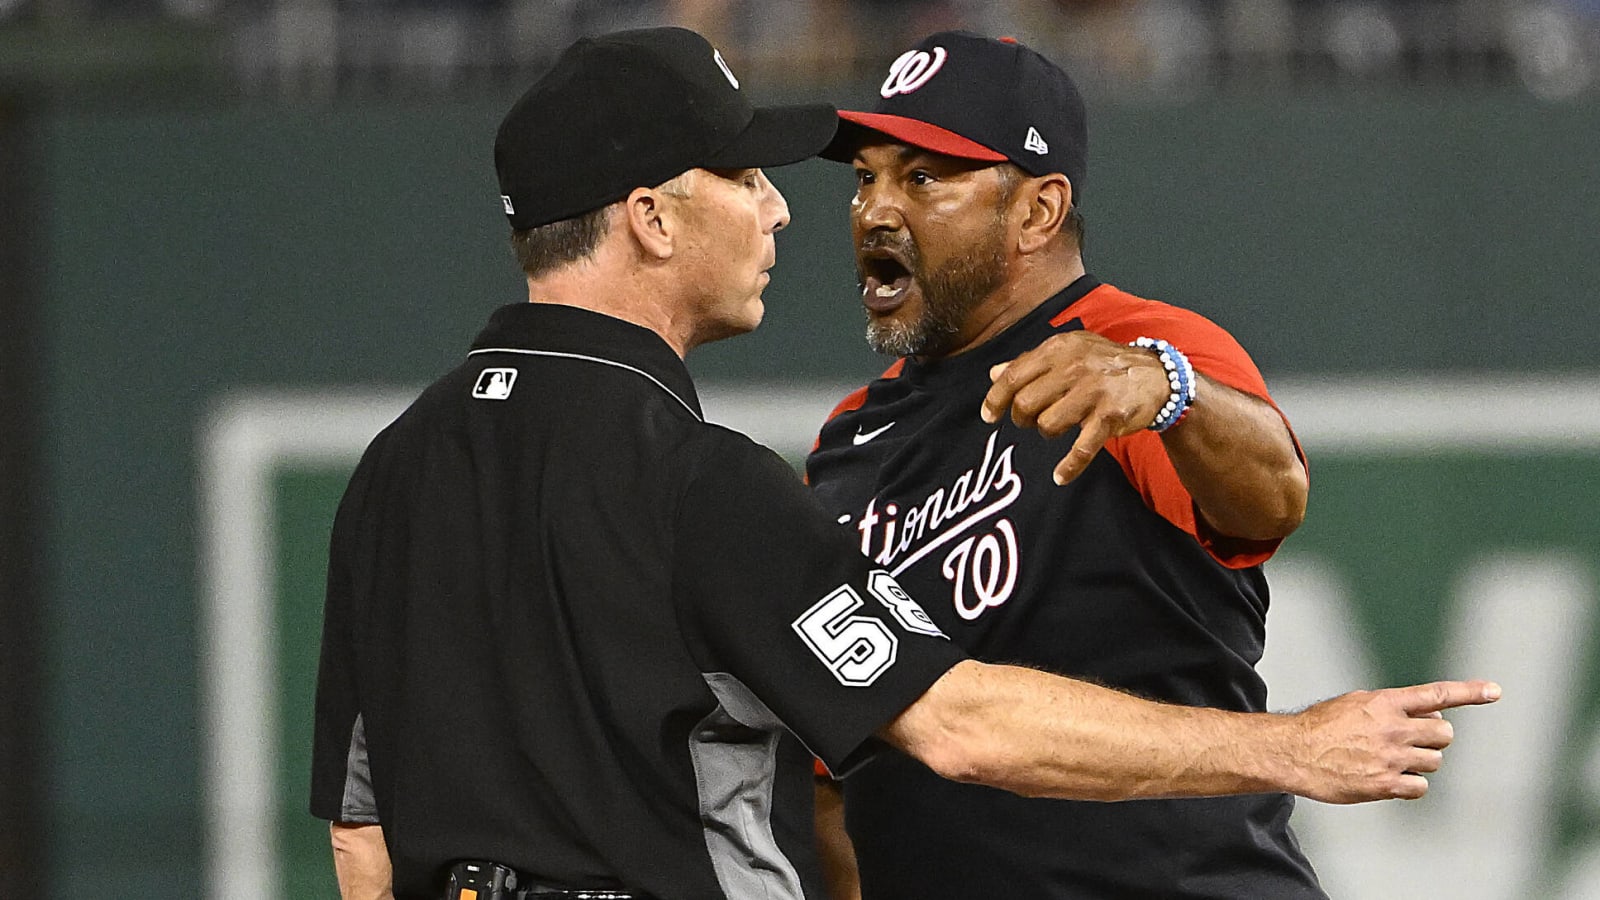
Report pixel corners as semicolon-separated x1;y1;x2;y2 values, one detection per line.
331;822;393;900
885;661;1292;801
883;660;1499;805
1162;374;1307;540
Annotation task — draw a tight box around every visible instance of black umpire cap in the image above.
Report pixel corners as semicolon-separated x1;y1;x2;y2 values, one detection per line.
495;27;840;230
821;31;1089;201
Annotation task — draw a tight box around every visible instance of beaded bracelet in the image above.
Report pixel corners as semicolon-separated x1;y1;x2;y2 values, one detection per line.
1130;336;1197;432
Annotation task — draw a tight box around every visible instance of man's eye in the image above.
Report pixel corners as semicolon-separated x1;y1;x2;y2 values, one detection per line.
855;170;874;186
909;171;932;185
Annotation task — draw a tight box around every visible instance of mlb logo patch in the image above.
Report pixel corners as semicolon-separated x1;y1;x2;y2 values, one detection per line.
472;368;517;400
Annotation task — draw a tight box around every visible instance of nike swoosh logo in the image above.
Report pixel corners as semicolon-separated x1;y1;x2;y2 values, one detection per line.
852;422;896;445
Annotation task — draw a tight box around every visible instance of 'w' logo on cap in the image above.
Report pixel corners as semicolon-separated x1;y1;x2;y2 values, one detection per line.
1023;127;1049;155
881;47;948;97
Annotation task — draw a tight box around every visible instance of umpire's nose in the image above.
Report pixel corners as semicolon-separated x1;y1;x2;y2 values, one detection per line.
760;169;791;234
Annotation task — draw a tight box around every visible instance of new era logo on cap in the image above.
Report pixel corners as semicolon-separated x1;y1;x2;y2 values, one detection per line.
1023;127;1049;155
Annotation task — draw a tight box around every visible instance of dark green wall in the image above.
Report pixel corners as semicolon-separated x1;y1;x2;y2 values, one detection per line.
1084;92;1600;376
38;92;1600;894
0;95;46;899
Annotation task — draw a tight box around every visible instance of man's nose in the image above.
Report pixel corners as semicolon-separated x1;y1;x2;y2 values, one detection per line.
853;184;904;232
761;171;791;233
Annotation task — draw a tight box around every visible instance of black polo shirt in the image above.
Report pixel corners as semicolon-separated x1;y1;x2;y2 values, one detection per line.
310;302;965;900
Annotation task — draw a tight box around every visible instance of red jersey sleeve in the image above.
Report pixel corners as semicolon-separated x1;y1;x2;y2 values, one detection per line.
1052;284;1304;569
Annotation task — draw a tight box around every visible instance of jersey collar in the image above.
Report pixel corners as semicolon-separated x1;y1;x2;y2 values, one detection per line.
471;302;703;419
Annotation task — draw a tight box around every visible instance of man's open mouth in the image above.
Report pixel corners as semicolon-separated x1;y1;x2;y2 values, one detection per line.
859;251;914;313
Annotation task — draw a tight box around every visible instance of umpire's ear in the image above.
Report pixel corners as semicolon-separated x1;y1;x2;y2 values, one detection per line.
624;183;679;261
1017;172;1072;255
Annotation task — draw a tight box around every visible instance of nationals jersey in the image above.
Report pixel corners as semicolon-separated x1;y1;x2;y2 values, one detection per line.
806;276;1325;899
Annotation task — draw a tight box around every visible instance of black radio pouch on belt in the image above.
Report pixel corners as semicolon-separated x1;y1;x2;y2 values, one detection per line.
445;860;519;900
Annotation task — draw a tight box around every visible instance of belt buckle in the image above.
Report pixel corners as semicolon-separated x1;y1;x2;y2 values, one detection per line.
445;860;518;899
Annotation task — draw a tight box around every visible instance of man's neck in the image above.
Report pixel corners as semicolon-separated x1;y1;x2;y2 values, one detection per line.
931;253;1087;360
526;259;692;359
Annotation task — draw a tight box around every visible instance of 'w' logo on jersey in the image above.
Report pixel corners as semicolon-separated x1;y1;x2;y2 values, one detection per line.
849;431;1024;621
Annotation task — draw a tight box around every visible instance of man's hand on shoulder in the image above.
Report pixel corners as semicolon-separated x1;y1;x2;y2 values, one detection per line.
982;328;1308;542
981;330;1168;485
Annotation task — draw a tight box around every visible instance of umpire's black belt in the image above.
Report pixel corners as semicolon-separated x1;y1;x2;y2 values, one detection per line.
515;883;640;890
446;860;655;900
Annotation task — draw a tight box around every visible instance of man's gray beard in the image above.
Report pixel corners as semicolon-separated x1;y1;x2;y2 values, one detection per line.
866;303;962;357
865;234;1009;359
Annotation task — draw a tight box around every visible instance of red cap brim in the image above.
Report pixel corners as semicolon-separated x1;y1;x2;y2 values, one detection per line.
832;111;1007;163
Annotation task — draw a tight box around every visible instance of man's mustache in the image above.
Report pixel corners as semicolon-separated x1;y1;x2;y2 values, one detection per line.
856;232;922;280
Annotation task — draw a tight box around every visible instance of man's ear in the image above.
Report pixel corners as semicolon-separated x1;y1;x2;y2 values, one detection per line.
1017;174;1072;255
624;187;675;260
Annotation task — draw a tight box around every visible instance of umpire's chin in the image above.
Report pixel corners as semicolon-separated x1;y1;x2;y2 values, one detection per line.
690;285;767;349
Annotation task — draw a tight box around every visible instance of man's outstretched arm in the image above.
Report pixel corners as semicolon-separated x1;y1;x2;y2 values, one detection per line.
884;659;1499;804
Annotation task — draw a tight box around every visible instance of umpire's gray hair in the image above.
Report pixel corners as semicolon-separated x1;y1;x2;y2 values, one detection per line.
509;171;697;280
510;204;613;280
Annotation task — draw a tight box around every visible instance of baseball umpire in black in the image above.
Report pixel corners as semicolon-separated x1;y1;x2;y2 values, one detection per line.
309;26;1500;900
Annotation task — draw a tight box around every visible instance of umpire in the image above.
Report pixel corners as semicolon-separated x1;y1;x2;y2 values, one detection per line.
310;25;1498;900
310;27;966;900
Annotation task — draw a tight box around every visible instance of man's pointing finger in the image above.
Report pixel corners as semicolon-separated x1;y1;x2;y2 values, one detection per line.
1397;680;1502;716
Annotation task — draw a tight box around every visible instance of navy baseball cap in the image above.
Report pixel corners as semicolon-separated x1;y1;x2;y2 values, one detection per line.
821;32;1088;199
495;27;839;229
